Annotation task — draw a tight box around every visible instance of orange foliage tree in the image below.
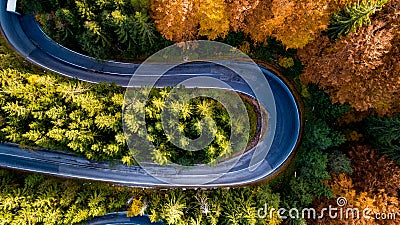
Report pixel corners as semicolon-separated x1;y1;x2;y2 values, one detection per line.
312;174;400;225
150;0;198;42
311;145;400;224
299;0;400;115
151;0;230;41
151;0;355;49
262;0;345;49
239;0;273;43
226;0;260;32
348;145;400;196
234;0;338;48
236;0;353;48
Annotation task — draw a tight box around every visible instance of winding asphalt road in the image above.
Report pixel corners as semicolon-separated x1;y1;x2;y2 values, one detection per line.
0;0;301;188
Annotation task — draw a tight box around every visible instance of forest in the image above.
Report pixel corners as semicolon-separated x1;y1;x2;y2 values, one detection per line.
0;0;399;224
124;87;259;165
0;58;258;165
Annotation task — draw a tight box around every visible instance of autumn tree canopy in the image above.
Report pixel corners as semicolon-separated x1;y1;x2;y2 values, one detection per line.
198;0;230;40
150;0;199;42
151;0;230;42
311;145;400;225
226;0;260;32
244;0;353;49
150;0;354;48
299;0;400;115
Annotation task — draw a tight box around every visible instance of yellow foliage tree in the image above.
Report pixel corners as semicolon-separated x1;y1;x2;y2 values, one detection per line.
272;0;329;49
127;197;146;217
198;0;230;40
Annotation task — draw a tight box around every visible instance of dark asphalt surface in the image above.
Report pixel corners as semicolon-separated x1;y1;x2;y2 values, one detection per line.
0;0;301;187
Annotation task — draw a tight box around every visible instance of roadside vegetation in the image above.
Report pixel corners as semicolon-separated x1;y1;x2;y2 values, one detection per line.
0;43;259;165
0;0;399;224
0;61;131;162
20;0;169;60
0;170;132;224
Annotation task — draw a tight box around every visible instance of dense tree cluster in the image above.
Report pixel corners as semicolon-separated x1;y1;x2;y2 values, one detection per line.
151;0;230;42
311;145;400;224
299;0;400;115
365;115;400;163
151;0;356;48
24;0;395;55
24;0;369;52
126;185;282;225
21;0;168;59
124;87;258;165
242;0;354;49
0;68;132;162
0;170;131;224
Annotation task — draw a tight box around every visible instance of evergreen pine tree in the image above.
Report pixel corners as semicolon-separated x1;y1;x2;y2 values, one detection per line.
329;0;387;38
